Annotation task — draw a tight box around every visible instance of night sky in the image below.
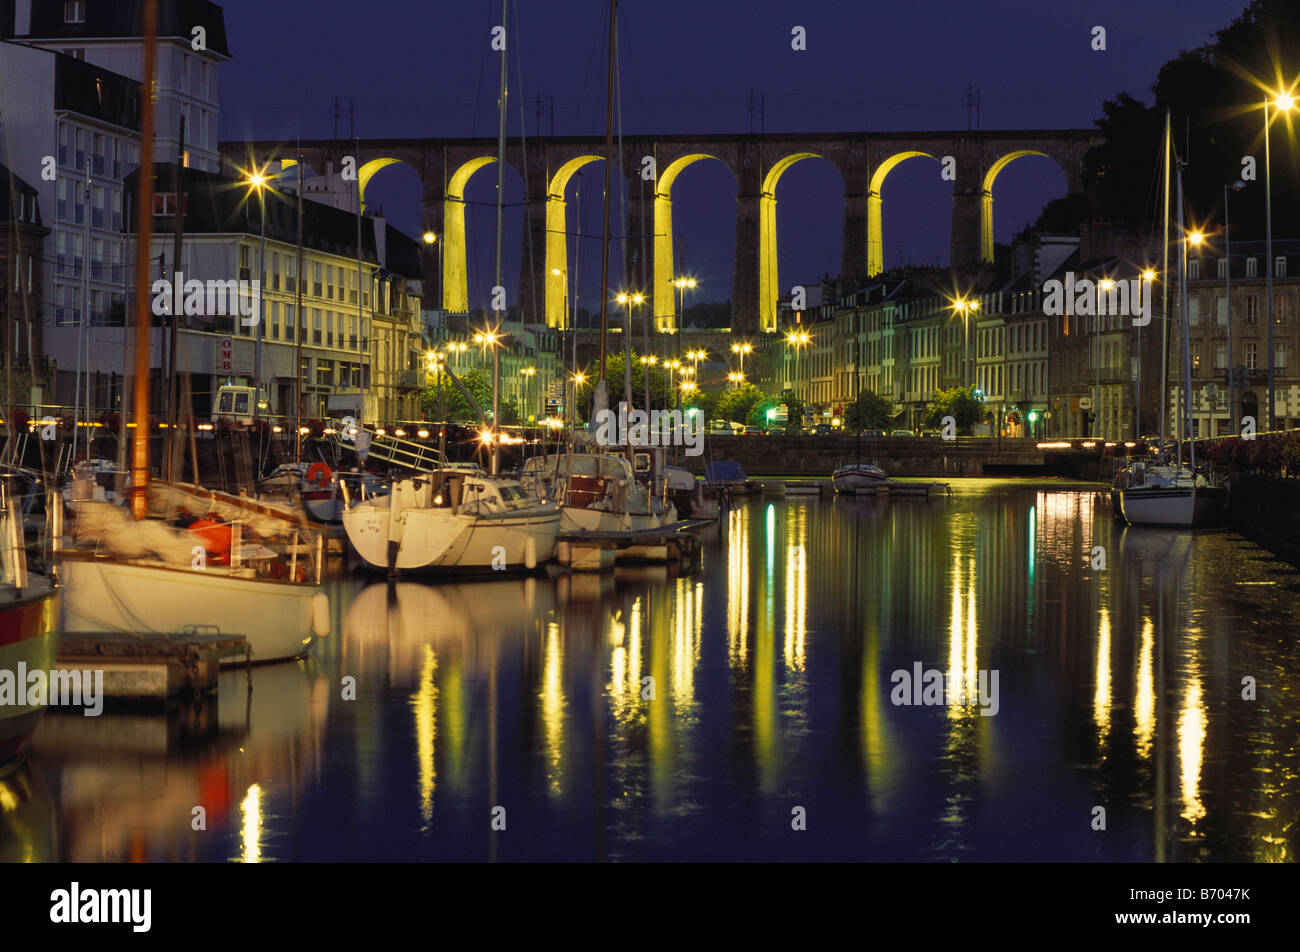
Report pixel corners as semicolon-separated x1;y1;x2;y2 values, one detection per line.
216;0;1251;313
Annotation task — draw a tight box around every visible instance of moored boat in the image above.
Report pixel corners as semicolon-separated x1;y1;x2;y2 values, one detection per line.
519;452;678;534
1118;463;1225;528
832;463;889;492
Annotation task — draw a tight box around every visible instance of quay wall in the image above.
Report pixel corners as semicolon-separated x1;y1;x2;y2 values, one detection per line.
1226;475;1300;568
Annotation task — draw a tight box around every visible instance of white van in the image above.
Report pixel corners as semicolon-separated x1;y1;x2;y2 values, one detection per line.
212;385;268;425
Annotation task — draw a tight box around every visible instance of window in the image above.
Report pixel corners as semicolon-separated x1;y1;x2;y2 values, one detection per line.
326;265;334;300
1218;258;1227;278
1246;342;1258;371
92;185;104;227
1275;295;1289;324
112;191;122;230
1246;257;1258;277
64;1;85;24
313;262;322;297
57;177;68;220
1245;295;1258;325
1192;344;1201;372
92;133;105;174
75;128;86;171
313;309;322;345
270;302;279;340
175;51;186;92
316;359;333;387
1276;256;1287;278
1277;343;1288;371
90;237;104;278
1188;297;1200;325
1214;343;1227;370
1188;258;1200;280
1216;295;1227;326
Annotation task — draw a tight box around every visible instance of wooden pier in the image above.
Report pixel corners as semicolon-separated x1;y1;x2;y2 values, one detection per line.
764;479;952;498
556;520;712;572
57;630;251;704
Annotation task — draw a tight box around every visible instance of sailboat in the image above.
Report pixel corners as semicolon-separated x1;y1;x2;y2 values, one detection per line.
519;449;678;532
57;10;329;664
1118;111;1225;528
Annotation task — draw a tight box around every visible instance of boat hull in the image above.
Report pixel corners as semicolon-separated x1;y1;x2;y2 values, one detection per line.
832;465;889;492
560;504;678;534
0;580;60;766
58;557;325;664
343;503;562;572
1119;486;1225;527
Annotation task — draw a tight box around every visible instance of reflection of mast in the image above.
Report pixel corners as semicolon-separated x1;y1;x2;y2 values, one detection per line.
129;0;159;519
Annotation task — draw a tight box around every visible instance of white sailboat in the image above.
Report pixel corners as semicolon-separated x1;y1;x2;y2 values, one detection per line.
342;465;561;572
56;18;329;665
832;463;889;491
1119;111;1225;528
519;451;678;533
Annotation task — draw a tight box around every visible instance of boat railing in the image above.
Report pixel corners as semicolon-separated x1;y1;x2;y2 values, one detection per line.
327;419;448;475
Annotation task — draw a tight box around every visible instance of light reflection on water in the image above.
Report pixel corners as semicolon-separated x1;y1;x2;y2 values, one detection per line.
10;480;1300;862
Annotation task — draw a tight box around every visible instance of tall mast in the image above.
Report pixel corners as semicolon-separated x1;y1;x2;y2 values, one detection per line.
597;0;616;383
165;114;185;480
491;0;507;474
130;0;158;520
1158;109;1170;450
295;152;303;462
1177;166;1194;472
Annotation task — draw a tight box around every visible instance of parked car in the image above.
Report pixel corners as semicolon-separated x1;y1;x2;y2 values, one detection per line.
744;425;763;435
813;424;833;435
862;429;885;437
890;428;916;437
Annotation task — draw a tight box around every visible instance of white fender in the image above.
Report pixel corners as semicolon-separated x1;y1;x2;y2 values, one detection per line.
311;590;331;637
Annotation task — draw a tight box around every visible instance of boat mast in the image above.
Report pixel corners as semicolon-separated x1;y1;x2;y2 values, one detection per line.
1177;165;1194;473
295;151;304;463
1158;109;1170;452
491;0;507;474
165;114;185;480
597;0;616;385
130;0;158;520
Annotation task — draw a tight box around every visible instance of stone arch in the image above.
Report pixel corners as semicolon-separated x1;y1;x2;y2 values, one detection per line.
545;155;603;328
867;151;939;277
758;153;824;333
358;158;408;209
981;150;1062;263
654;153;731;331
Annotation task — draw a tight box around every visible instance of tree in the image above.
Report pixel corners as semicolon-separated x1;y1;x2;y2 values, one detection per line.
924;386;983;433
750;389;804;433
422;367;519;425
843;389;894;432
714;382;762;424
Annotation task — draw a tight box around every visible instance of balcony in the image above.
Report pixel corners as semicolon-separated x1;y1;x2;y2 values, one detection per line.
396;370;421;390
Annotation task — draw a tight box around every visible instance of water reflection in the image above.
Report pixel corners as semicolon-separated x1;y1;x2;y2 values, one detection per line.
7;481;1299;862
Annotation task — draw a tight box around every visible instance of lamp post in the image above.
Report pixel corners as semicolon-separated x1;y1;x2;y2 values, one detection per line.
727;371;744;388
1264;90;1296;431
617;291;646;407
731;341;752;378
244;170;269;420
665;358;682;412
521;365;537;427
673;276;695;365
426;349;444;456
639;353;658;408
785;329;811;406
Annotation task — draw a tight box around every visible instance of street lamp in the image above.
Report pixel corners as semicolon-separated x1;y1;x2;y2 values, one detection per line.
243;169;270;420
950;296;980;392
673;276;696;369
785;329;811;408
731;341;752;377
520;365;537;426
618;291;647;407
727;371;744;388
1265;88;1297;430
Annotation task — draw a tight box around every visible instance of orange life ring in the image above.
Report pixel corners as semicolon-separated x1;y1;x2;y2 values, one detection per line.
306;462;332;487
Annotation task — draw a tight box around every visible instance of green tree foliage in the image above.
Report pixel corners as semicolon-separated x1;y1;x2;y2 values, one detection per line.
750;389;805;433
1078;1;1300;236
713;383;762;424
843;389;894;432
924;386;984;433
422;367;519;425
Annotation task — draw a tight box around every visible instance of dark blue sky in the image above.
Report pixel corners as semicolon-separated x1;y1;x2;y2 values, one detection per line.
217;0;1251;311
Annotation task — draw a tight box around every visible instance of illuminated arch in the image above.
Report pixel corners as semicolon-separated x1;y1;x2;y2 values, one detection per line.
866;151;937;277
758;153;821;333
442;156;497;315
980;150;1049;263
545;155;603;328
653;154;727;332
358;158;404;209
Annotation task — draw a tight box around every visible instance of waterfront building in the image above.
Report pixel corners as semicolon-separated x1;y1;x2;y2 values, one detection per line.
0;162;54;407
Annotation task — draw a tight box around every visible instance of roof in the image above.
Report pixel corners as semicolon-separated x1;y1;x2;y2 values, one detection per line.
53;50;141;130
0;160;45;227
6;0;231;59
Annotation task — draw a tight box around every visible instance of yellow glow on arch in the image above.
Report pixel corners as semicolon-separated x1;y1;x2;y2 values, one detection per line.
444;156;497;314
358;157;403;209
758;152;821;333
654;153;724;332
867;151;936;277
980;150;1049;263
545;155;603;328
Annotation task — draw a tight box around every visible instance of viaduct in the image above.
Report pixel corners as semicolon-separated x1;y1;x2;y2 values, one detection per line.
220;129;1098;335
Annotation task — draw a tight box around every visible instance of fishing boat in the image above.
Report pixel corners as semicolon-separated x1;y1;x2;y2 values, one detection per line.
832;463;889;491
342;465;562;573
0;480;58;768
519;451;678;533
55;12;329;666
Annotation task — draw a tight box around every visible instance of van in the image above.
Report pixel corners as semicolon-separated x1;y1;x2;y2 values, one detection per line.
212;385;268;425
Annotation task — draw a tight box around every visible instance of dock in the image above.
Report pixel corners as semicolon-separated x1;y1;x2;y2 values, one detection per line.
57;630;251;704
557;520;712;571
763;479;952;498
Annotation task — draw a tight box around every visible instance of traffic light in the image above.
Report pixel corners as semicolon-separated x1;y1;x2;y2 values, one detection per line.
1027;410;1039;424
